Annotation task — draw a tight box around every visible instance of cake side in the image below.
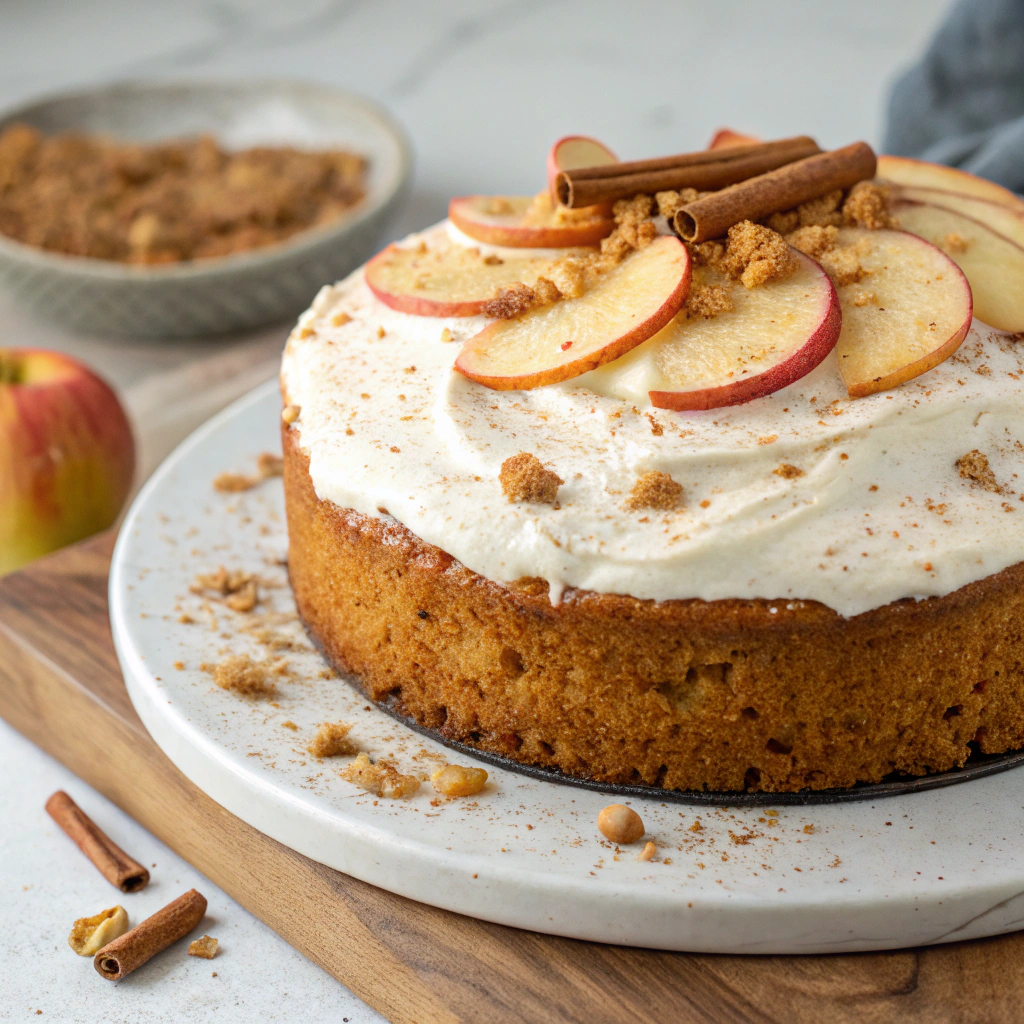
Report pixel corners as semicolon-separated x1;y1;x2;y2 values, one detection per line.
284;428;1024;793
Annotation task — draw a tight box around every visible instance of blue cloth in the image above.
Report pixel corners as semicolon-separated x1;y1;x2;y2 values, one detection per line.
884;0;1024;191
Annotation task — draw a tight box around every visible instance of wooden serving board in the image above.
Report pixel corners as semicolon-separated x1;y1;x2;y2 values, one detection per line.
1;533;1022;1024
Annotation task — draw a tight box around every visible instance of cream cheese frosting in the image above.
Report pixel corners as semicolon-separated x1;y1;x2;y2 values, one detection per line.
280;222;1024;618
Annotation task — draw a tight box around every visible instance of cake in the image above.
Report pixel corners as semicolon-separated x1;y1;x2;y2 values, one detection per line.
281;132;1024;793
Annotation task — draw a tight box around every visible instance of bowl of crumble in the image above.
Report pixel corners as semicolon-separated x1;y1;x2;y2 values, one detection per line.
0;79;411;338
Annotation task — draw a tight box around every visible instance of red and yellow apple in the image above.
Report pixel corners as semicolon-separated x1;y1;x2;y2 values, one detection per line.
547;135;618;198
707;128;761;151
0;349;135;575
456;236;691;389
877;155;1024;213
449;194;613;249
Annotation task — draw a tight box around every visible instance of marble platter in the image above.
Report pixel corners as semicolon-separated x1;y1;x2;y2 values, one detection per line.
110;380;1024;953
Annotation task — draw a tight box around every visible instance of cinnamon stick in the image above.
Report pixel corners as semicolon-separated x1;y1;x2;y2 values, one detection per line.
45;791;150;893
94;889;207;981
673;141;877;243
555;136;821;208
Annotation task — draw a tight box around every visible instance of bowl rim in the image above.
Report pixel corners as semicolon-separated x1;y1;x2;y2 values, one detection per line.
0;77;413;281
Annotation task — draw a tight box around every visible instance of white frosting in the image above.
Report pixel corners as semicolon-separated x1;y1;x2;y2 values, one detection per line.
281;223;1024;618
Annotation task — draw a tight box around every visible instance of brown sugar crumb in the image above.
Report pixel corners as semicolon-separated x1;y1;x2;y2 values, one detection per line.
430;764;488;798
655;188;699;219
205;654;277;698
600;194;658;262
685;282;733;319
721;221;795;289
842;182;895;230
818;244;870;287
774;463;805;480
944;232;969;253
307;721;358;758
0;124;366;264
689;239;726;269
764;209;800;235
282;404;301;425
796;189;844;229
785;224;838;260
483;282;540;319
956;449;1001;492
500;452;562;504
646;413;664;436
341;752;420;799
213;471;258;493
637;840;657;862
188;935;219;959
626;471;684;511
256;452;284;479
851;290;876;307
192;567;259;612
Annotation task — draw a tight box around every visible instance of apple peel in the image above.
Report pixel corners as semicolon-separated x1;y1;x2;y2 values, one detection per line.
449;194;613;249
455;236;691;391
547;135;618;197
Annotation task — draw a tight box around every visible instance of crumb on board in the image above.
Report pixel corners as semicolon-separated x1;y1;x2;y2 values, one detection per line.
307;721;358;758
500;452;562;505
956;449;1001;492
430;764;488;798
340;752;420;799
68;905;129;956
203;654;278;698
625;471;684;511
191;567;259;612
188;935;219;959
213;452;284;492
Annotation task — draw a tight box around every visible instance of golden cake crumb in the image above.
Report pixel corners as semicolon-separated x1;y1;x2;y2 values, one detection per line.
785;224;838;260
597;804;645;844
957;449;1001;492
213;472;258;493
192;567;259;612
257;452;284;478
307;720;358;758
341;752;420;798
205;654;277;698
944;232;969;253
842;182;894;230
773;463;805;480
188;935;219;959
685;282;733;319
626;471;684;511
637;840;657;862
721;221;795;289
282;404;301;425
500;452;562;504
430;764;488;798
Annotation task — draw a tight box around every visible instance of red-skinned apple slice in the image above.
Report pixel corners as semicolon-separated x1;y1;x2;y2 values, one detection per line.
877;155;1024;213
891;200;1024;332
455;236;691;390
833;227;972;396
707;128;761;151
895;185;1024;249
641;250;839;411
365;239;558;317
449;193;613;248
547;135;617;197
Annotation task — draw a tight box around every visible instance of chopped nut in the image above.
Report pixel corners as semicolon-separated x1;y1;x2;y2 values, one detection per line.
500;452;562;504
439;327;454;343
431;764;488;798
281;404;301;425
188;935;219;959
341;752;420;799
68;905;129;956
597;804;645;844
625;471;684;511
224;579;258;613
331;311;352;327
307;721;357;758
773;463;805;480
637;840;657;862
205;654;277;698
956;449;1001;492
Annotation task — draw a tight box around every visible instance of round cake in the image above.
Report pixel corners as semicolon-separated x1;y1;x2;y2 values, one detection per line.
280;140;1024;793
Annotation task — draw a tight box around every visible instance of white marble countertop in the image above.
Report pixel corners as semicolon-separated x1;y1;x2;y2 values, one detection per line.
0;0;954;1019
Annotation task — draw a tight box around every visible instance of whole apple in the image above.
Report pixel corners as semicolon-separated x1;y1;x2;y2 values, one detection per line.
0;348;135;575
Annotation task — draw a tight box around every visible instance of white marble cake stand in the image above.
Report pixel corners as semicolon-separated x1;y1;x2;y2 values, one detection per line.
110;380;1024;954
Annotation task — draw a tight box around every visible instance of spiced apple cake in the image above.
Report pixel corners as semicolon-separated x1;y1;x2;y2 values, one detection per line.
281;134;1024;793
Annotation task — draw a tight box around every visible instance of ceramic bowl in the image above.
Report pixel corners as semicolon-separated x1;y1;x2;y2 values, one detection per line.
0;80;411;338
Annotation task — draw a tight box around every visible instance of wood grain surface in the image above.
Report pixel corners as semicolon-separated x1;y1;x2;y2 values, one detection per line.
0;534;1020;1024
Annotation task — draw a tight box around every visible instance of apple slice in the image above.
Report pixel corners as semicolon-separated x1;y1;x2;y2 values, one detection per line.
455;236;690;390
832;227;972;396
895;185;1024;249
892;200;1024;332
547;135;618;197
707;128;761;151
365;239;558;317
877;155;1024;213
449;193;613;249
641;250;839;411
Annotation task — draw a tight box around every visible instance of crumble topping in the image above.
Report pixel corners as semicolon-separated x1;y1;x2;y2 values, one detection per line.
842;182;895;230
773;463;805;480
204;654;278;698
500;452;562;504
655;188;700;219
188;935;219;959
626;471;684;511
785;224;838;260
957;450;1001;492
684;282;733;319
817;243;871;287
600;194;659;261
191;567;259;612
483;277;562;319
307;721;358;758
700;220;795;289
340;752;420;799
